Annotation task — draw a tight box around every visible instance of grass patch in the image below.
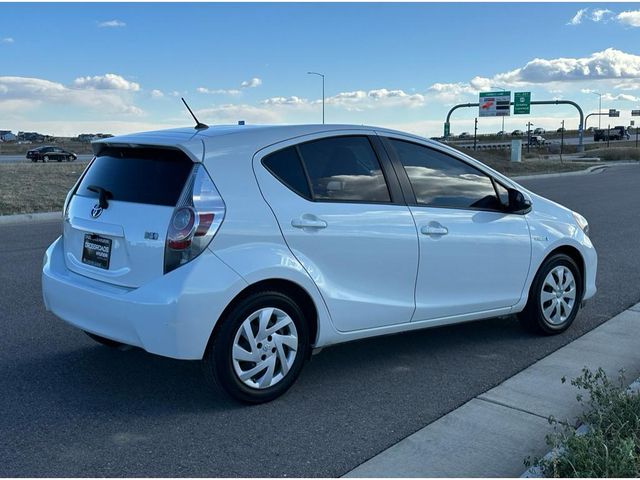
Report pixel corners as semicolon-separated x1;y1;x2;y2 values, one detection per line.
0;161;88;215
583;147;640;161
451;147;597;176
0;141;93;155
526;368;640;477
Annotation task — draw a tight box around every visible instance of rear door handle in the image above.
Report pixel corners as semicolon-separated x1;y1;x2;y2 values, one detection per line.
291;216;328;229
421;223;449;236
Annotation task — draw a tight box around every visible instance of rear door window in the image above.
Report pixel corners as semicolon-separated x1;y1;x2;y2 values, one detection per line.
297;136;390;203
76;147;193;206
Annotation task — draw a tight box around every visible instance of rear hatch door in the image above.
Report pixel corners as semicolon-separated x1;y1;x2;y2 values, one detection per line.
63;146;194;288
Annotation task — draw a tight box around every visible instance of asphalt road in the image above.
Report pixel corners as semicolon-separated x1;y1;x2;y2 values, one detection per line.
0;154;93;163
1;164;639;477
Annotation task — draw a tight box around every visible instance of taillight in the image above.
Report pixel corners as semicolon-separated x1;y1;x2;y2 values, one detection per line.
164;164;225;274
167;206;196;249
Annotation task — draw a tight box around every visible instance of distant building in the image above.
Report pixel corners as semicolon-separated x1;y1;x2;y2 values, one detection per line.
17;131;46;143
78;133;114;142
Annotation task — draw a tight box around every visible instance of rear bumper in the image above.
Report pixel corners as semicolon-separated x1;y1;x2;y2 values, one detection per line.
42;236;246;360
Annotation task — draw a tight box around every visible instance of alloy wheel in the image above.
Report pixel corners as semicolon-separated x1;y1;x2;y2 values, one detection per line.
540;265;577;325
231;307;298;389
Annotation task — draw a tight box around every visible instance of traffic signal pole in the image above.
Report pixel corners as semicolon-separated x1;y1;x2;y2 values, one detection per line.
445;99;585;152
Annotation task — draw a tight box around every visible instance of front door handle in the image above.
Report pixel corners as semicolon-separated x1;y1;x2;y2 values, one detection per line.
291;215;328;229
421;223;449;236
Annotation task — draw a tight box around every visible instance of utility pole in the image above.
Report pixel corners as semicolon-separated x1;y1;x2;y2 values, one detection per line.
560;120;565;164
473;117;478;151
636;125;639;148
607;124;610;148
526;121;533;153
307;71;325;124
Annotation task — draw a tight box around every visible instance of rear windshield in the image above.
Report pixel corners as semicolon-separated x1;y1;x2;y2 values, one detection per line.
76;147;193;206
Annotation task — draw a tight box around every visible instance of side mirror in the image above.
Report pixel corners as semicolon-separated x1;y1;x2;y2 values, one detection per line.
507;188;532;214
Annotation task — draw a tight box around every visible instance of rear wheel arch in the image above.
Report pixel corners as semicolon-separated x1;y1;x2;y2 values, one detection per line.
205;278;319;358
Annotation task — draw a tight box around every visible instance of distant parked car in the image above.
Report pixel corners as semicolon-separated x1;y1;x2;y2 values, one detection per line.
511;130;524;136
533;128;545;135
26;146;77;162
556;127;566;134
458;132;471;138
496;130;507;136
528;135;546;146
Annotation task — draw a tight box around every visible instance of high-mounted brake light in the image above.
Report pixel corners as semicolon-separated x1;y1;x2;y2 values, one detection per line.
164;165;225;274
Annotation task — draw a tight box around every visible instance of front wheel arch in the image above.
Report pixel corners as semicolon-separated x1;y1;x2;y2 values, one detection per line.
538;245;585;298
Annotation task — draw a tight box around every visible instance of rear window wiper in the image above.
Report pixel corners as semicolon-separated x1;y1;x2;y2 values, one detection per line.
87;185;113;209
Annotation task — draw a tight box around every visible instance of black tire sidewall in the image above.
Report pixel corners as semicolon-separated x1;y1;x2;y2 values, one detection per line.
529;254;583;334
208;291;309;403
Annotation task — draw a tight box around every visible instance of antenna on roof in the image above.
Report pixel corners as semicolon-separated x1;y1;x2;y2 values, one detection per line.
181;97;208;130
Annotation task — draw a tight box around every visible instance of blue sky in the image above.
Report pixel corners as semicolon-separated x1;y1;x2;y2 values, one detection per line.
1;2;640;137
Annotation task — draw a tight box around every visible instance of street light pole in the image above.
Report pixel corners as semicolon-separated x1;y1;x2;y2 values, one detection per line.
307;71;325;124
591;91;602;128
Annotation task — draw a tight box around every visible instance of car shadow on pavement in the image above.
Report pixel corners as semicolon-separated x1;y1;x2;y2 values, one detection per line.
7;314;551;414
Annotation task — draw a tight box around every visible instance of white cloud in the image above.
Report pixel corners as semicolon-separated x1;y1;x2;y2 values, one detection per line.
240;77;262;88
0;75;143;116
617;10;640;27
325;88;425;110
150;89;164;98
196;103;279;123
487;48;640;85
602;92;640;102
261;96;309;106
98;20;126;28
568;8;588;25
591;9;613;22
1;37;14;44
196;87;241;96
73;73;140;91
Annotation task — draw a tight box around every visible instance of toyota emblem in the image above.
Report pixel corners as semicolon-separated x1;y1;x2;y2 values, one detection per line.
91;204;103;218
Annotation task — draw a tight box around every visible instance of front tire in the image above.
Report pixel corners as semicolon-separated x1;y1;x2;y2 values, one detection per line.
202;291;309;404
518;253;583;335
43;155;49;163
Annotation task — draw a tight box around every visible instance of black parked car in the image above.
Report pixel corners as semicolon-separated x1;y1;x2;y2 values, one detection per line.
26;146;77;162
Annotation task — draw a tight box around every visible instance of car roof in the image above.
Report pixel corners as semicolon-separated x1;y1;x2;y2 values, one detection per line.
92;123;441;155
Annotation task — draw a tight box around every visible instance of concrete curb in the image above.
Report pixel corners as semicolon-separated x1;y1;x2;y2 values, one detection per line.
0;211;61;225
345;303;640;477
512;164;607;181
513;161;638;181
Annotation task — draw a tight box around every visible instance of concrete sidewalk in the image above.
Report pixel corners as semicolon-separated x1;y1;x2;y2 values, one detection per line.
346;303;640;477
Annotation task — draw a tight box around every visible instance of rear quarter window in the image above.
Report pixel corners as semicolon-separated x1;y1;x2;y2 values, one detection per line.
76;147;193;207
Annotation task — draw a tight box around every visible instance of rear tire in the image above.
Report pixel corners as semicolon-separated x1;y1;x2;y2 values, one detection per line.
202;291;309;404
84;331;125;348
518;253;583;335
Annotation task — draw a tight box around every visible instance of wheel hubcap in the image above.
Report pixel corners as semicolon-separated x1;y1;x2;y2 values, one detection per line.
540;266;577;325
232;307;298;389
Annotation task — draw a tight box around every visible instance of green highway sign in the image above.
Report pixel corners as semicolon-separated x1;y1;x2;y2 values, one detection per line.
514;92;531;115
444;122;450;137
479;91;511;117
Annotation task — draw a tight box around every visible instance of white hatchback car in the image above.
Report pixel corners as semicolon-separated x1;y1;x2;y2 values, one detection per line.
42;124;597;403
